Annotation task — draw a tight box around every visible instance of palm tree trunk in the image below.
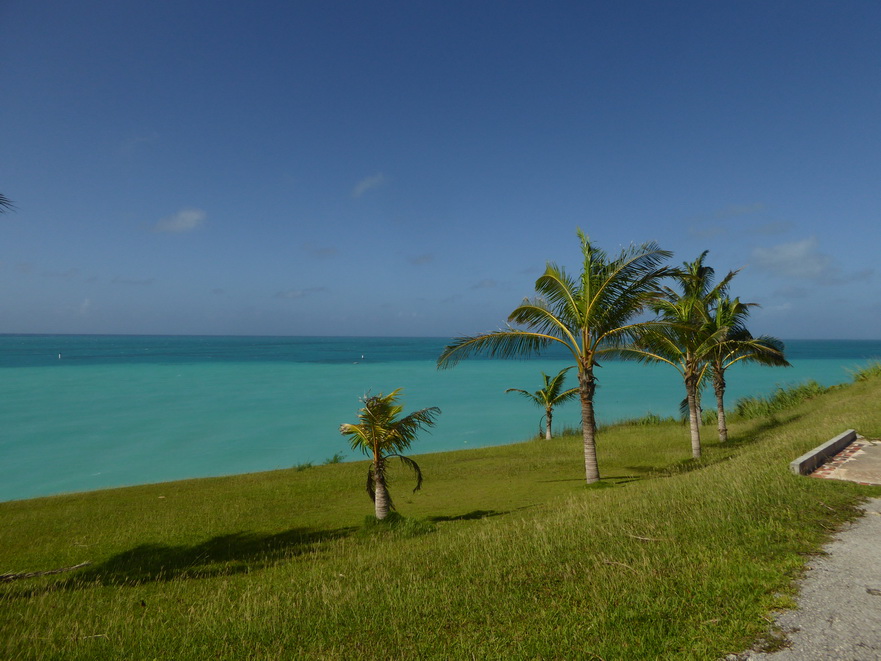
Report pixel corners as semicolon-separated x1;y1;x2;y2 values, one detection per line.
685;358;701;459
545;406;553;440
714;367;728;443
687;384;701;459
373;457;391;520
579;365;600;484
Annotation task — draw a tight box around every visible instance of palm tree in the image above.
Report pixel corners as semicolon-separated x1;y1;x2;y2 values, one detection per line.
631;252;736;459
438;229;671;484
339;389;440;520
0;193;13;213
506;366;579;439
706;296;790;442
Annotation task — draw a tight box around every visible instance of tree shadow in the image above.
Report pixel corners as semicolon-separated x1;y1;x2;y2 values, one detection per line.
5;525;355;597
594;474;644;486
725;411;805;447
429;509;508;522
629;412;809;480
536;477;588;483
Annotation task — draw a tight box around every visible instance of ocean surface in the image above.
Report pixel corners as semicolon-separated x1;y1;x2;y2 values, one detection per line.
2;335;880;503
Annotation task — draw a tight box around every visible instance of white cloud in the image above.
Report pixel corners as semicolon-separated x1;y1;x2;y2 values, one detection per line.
153;208;206;233
752;236;874;284
79;298;92;316
753;237;830;279
352;173;387;198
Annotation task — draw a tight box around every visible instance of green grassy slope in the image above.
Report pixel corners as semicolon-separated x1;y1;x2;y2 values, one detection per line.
2;376;880;660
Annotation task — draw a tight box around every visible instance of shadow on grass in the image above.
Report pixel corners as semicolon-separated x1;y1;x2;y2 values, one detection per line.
429;509;508;522
3;526;357;595
629;412;808;480
727;411;805;447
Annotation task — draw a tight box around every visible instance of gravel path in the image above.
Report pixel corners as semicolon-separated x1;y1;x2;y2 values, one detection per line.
739;497;881;660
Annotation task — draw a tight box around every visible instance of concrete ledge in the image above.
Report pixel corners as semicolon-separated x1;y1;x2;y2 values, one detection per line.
790;429;857;476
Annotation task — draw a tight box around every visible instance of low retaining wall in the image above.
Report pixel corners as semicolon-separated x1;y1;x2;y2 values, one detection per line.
790;429;857;476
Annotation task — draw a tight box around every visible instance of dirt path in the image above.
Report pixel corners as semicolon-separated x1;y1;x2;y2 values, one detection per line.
736;497;881;660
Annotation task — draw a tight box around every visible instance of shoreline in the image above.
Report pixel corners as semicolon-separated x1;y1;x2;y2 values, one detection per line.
3;336;880;503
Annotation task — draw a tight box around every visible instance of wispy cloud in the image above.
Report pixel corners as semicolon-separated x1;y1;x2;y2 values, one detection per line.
274;287;329;300
470;279;499;290
112;276;155;286
409;253;434;265
771;285;810;299
753;237;831;279
754;220;793;235
43;268;80;279
688;203;766;239
352;173;387;198
121;131;160;155
78;298;92;316
302;243;339;259
153;208;206;233
752;236;873;284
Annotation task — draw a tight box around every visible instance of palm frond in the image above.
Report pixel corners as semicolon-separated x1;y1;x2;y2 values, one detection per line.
366;465;376;502
339;423;372;454
534;263;581;326
508;298;581;347
390;453;424;492
505;388;542;406
437;329;563;368
0;193;14;213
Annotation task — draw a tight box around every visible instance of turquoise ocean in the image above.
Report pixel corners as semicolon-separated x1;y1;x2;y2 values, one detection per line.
2;335;880;503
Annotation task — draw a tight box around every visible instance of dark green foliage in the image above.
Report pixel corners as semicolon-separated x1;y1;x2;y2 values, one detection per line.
733;381;829;419
850;361;881;382
358;511;436;538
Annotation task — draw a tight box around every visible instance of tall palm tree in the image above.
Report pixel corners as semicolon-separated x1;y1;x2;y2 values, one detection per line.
631;252;736;459
0;193;13;213
707;296;790;442
438;229;671;484
506;366;579;439
339;389;440;520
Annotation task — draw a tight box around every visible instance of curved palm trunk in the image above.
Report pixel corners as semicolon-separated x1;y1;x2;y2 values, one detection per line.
372;455;391;520
685;355;701;459
545;406;553;440
713;365;728;443
579;364;600;483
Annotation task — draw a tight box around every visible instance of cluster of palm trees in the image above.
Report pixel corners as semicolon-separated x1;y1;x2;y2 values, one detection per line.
437;229;788;484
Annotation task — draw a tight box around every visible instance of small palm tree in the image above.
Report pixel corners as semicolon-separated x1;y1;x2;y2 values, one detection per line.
0;193;13;213
339;389;440;520
506;366;579;439
438;229;671;484
706;296;790;442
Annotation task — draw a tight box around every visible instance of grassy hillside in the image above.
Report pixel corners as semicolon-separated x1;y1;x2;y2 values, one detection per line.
2;375;880;660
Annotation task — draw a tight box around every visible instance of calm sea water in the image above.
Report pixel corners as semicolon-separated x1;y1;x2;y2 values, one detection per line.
2;335;880;502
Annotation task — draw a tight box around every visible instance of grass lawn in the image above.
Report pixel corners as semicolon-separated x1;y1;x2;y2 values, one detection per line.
2;375;881;659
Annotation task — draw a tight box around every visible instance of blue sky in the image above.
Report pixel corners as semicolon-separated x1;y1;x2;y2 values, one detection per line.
1;1;879;338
